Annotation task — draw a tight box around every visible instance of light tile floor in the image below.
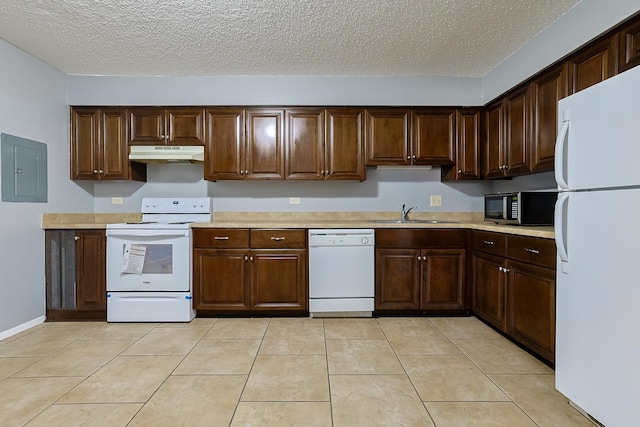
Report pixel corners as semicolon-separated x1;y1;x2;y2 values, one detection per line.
0;317;595;427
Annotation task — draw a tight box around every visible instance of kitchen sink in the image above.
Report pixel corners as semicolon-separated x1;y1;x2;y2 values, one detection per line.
371;219;460;224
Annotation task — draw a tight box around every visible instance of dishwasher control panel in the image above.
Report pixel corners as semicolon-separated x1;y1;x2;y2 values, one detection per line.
308;229;375;247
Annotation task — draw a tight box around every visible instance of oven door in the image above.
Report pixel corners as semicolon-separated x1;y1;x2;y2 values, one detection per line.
106;228;190;292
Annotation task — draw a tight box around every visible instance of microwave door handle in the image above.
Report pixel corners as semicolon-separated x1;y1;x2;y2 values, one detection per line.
503;197;508;221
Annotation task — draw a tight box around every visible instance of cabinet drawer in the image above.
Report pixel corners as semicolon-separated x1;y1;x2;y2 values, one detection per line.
472;231;507;256
507;235;556;268
376;229;466;249
193;229;250;248
251;229;306;248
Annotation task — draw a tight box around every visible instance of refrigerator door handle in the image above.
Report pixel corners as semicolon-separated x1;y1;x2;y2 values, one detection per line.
555;192;569;265
555;118;570;190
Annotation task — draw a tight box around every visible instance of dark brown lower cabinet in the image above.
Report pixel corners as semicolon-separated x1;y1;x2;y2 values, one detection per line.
375;229;466;314
508;260;556;363
45;229;106;320
472;252;508;331
193;228;307;314
472;231;556;363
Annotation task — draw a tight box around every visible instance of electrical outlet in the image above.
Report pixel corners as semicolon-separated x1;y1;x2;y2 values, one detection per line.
289;197;301;205
430;195;442;207
111;197;123;205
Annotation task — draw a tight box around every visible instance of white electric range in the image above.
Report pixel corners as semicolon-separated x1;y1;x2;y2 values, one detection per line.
105;197;212;322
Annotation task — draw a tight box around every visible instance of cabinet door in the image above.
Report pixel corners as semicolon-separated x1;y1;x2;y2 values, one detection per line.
421;249;465;311
76;230;106;311
568;36;618;94
473;252;507;331
285;108;325;180
483;101;505;179
100;108;140;180
167;108;205;146
618;19;640;72
508;260;556;362
411;109;455;165
71;108;100;180
443;109;481;181
204;108;245;180
246;109;284;179
193;249;249;310
325;108;366;180
504;86;531;176
250;249;307;311
530;64;568;172
129;108;166;145
364;108;410;165
375;248;420;310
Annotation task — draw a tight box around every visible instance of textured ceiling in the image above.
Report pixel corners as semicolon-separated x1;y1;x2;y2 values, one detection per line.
0;0;580;77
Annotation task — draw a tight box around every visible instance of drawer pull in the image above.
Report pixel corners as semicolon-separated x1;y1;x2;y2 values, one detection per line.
270;237;286;241
483;240;494;245
214;236;230;240
524;248;540;254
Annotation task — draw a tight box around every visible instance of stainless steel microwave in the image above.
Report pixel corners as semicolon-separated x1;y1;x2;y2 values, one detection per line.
484;191;557;225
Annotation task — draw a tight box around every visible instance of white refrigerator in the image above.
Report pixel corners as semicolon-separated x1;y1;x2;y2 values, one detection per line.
555;65;640;426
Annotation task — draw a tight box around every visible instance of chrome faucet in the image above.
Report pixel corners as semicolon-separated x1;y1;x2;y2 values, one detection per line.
401;204;417;222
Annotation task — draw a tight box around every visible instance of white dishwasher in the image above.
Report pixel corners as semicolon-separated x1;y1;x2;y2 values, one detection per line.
308;229;375;317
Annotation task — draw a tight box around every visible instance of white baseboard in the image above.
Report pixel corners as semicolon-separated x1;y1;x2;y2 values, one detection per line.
0;316;46;341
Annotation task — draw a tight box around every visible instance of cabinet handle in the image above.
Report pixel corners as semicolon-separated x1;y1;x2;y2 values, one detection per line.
417;255;421;261
503;267;510;273
250;256;254;261
498;266;503;272
270;237;286;241
458;169;462;173
240;170;244;175
74;236;80;241
524;248;540;254
99;169;104;174
244;255;248;261
483;240;494;245
407;155;411;160
93;169;99;174
214;236;229;240
245;170;249;175
422;256;427;261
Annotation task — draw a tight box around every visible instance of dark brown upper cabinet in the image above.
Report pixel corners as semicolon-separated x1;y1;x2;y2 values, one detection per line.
245;109;285;179
567;35;618;95
71;107;146;181
619;18;640;72
483;86;531;179
129;107;205;146
365;107;455;167
285;108;325;180
530;63;568;172
365;108;410;165
411;109;456;166
442;109;481;181
204;108;245;180
324;108;366;181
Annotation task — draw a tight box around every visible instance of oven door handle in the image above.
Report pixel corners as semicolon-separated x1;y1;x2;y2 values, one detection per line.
106;229;189;238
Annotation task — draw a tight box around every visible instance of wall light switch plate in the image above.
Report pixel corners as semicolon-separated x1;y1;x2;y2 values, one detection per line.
289;197;301;205
430;195;442;207
111;197;123;205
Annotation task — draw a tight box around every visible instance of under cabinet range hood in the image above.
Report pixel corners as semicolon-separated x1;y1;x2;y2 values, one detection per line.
128;145;204;163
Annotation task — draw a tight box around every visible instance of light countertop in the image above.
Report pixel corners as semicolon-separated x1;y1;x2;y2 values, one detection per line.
42;212;555;239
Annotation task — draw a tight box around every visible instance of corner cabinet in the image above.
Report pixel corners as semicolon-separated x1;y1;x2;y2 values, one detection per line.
193;228;307;314
375;229;467;314
442;109;481;181
45;229;106;320
472;231;556;363
71;107;146;181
